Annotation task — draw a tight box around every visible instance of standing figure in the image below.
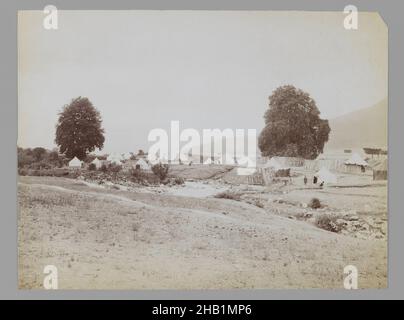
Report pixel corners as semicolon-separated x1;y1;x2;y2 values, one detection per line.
313;176;318;184
303;176;308;185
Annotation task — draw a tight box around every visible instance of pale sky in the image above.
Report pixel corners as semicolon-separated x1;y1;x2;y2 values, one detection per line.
18;10;387;153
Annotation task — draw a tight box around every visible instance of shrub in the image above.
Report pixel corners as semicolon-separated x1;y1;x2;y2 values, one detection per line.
18;168;28;176
174;177;185;185
214;191;242;201
88;163;96;171
129;167;160;185
315;214;342;233
274;168;290;177
129;167;145;180
100;164;108;172
108;163;122;173
308;197;322;209
151;163;169;181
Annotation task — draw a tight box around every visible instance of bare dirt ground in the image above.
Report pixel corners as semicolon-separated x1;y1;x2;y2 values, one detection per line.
18;173;387;289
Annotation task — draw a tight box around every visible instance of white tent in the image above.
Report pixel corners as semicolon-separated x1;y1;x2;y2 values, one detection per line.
91;158;102;169
316;167;337;184
345;153;368;166
68;157;82;168
264;157;283;170
122;152;132;160
134;158;151;170
107;153;123;165
110;158;122;165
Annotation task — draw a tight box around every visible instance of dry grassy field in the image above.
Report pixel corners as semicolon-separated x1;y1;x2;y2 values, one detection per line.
18;169;387;289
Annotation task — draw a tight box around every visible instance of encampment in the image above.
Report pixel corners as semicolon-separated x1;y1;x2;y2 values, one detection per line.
107;153;123;165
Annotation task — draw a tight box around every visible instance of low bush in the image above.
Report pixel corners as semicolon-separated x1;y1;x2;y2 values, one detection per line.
315;214;342;233
151;163;169;181
214;191;242;201
308;197;322;209
129;168;160;185
174;177;185;185
108;163;122;173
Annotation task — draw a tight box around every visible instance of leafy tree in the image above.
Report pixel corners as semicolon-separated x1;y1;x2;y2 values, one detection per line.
17;148;34;168
32;147;47;162
55;97;105;160
48;150;60;162
137;149;145;156
258;85;330;159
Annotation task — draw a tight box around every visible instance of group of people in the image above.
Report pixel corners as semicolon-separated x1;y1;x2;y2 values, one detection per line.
303;175;324;187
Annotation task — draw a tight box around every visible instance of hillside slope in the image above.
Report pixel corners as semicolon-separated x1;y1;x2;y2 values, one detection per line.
18;176;386;289
325;98;387;151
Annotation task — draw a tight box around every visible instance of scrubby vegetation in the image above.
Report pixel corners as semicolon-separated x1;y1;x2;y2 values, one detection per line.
214;191;242;201
129;167;160;185
18;147;68;169
151;163;169;181
315;214;342;233
18;147;186;187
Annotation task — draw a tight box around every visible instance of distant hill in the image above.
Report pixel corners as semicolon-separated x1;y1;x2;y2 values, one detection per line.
324;98;387;151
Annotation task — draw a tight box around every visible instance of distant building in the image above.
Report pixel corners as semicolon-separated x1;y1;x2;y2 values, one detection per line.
373;159;387;180
344;153;368;173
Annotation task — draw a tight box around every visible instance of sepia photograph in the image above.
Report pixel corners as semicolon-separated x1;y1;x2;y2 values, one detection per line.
17;10;387;289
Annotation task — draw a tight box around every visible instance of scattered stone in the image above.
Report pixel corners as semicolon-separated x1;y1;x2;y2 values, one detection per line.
336;219;347;226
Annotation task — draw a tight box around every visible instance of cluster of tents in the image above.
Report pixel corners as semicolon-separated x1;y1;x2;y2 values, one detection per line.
68;153;152;171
